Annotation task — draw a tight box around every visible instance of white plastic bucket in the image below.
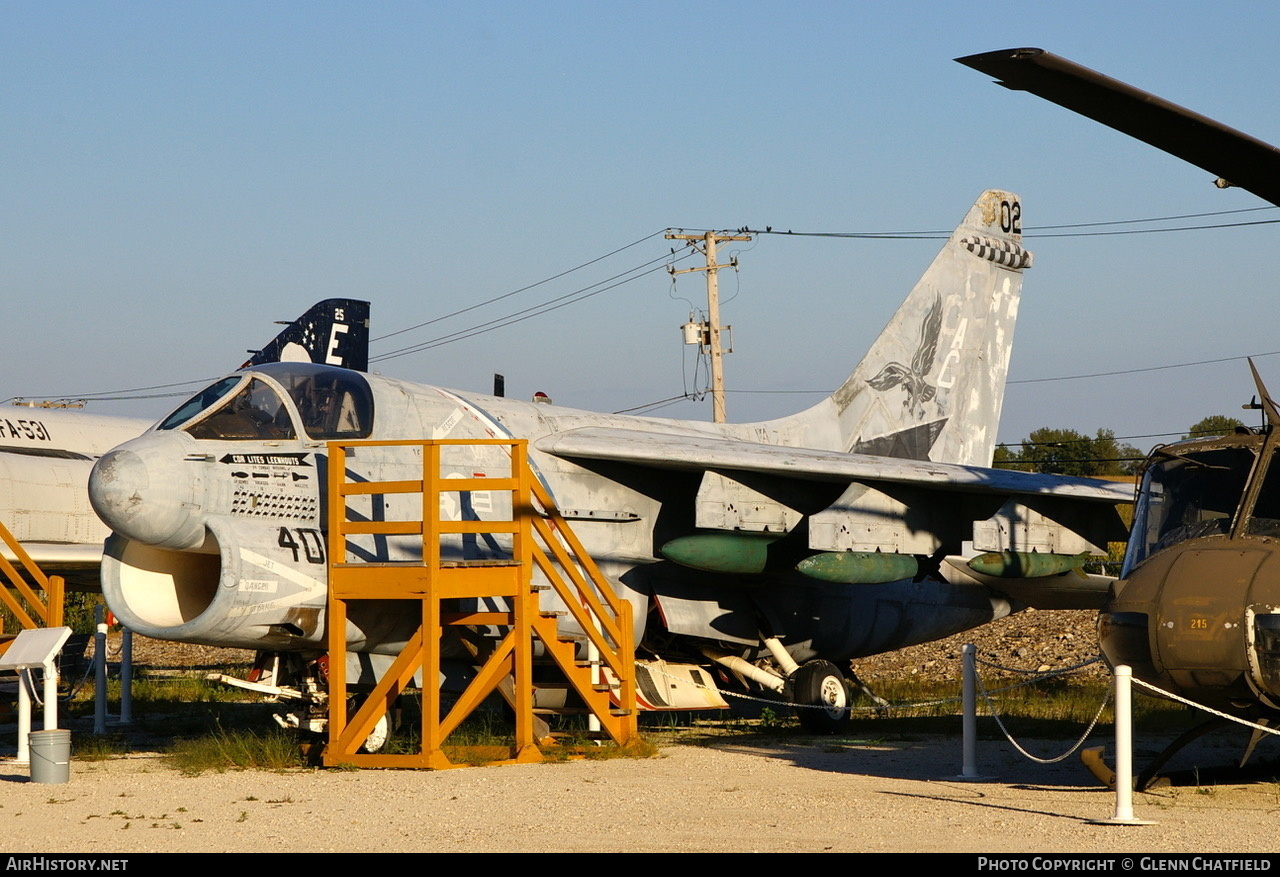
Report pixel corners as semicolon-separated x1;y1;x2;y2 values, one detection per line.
29;729;71;784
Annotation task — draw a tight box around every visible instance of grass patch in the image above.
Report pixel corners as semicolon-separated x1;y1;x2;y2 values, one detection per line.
64;665;275;745
71;671;259;709
436;736;658;767
74;734;131;761
127;674;256;704
166;727;306;775
364;703;659;766
72;664;1192;769
649;675;1203;746
440;744;521;767
846;674;1198;735
573;737;659;760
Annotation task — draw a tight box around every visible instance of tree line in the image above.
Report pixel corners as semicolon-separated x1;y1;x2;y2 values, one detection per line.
993;415;1247;477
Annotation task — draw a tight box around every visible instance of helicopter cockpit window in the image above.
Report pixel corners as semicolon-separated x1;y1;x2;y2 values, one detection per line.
1245;448;1280;538
185;378;297;441
1128;446;1255;569
253;363;374;440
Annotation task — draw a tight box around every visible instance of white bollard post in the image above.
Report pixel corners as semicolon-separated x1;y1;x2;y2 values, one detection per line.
956;643;989;780
1113;664;1136;820
15;668;32;765
1090;663;1156;825
119;627;132;726
94;604;107;735
963;643;978;776
41;657;58;730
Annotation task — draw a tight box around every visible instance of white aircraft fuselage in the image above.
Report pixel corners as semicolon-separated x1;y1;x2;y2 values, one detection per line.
0;408;155;576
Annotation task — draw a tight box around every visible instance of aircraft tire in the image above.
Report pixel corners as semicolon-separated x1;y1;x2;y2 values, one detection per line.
791;660;851;734
346;696;393;753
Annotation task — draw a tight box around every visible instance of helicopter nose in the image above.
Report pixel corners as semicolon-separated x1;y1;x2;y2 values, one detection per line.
90;434;207;550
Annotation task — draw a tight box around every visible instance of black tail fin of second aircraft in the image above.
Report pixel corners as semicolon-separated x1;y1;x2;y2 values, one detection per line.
243;299;371;372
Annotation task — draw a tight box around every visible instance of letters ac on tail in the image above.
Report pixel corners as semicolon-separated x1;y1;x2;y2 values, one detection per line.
0;299;370;586
87;192;1129;733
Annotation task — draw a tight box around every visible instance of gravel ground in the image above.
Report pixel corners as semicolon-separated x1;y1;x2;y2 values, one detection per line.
854;607;1106;683
9;608;1276;854
4;732;1279;853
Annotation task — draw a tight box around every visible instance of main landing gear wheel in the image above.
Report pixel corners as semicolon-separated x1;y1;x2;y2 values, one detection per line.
347;696;393;753
791;660;851;734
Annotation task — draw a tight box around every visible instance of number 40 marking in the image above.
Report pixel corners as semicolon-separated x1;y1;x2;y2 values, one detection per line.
278;527;325;564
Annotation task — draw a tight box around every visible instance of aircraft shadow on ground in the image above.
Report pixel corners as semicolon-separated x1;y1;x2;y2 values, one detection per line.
668;714;1280;789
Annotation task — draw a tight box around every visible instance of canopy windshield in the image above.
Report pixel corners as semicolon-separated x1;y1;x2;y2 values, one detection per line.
158;364;374;441
1124;445;1256;573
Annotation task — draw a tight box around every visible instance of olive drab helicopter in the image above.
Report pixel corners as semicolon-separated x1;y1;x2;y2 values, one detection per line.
961;47;1280;782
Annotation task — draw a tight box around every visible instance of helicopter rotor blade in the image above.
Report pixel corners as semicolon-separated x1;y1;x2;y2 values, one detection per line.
957;48;1280;207
1248;357;1280;427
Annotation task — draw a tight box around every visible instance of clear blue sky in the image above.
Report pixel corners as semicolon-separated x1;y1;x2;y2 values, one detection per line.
6;1;1279;452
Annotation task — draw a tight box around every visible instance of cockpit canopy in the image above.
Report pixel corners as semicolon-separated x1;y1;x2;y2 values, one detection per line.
158;363;374;442
1123;438;1280;574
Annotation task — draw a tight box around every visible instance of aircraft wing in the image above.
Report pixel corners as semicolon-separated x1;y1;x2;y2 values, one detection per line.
956;47;1280;207
538;426;1129;610
536;426;1131;503
1;542;102;592
2;543;102;567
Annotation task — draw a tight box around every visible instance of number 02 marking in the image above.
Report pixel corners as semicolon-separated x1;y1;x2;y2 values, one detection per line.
1000;200;1022;234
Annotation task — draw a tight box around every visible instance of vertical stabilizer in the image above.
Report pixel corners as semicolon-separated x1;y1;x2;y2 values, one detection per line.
770;190;1030;466
244;299;371;372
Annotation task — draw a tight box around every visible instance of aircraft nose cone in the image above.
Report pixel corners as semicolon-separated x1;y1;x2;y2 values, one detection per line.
89;447;147;527
90;437;206;550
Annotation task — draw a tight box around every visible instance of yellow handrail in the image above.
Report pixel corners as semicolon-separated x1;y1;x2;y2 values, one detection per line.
323;438;636;768
0;518;63;633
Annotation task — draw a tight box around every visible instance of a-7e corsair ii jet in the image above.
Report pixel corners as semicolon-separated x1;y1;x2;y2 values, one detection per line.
88;191;1130;732
0;299;369;590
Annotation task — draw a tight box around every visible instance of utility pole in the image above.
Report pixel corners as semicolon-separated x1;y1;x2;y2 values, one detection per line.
666;230;750;423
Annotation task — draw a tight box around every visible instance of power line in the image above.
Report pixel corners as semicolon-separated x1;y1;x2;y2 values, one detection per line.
371;230;669;343
1026;217;1280;238
1030;205;1277;230
719;349;1280;395
1009;350;1280;385
994;456;1145;468
3;378;216;406
722;350;1280;395
727;205;1280;240
370;253;693;364
612;393;694;415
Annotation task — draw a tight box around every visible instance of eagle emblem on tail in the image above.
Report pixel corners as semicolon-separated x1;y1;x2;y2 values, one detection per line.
865;293;943;419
